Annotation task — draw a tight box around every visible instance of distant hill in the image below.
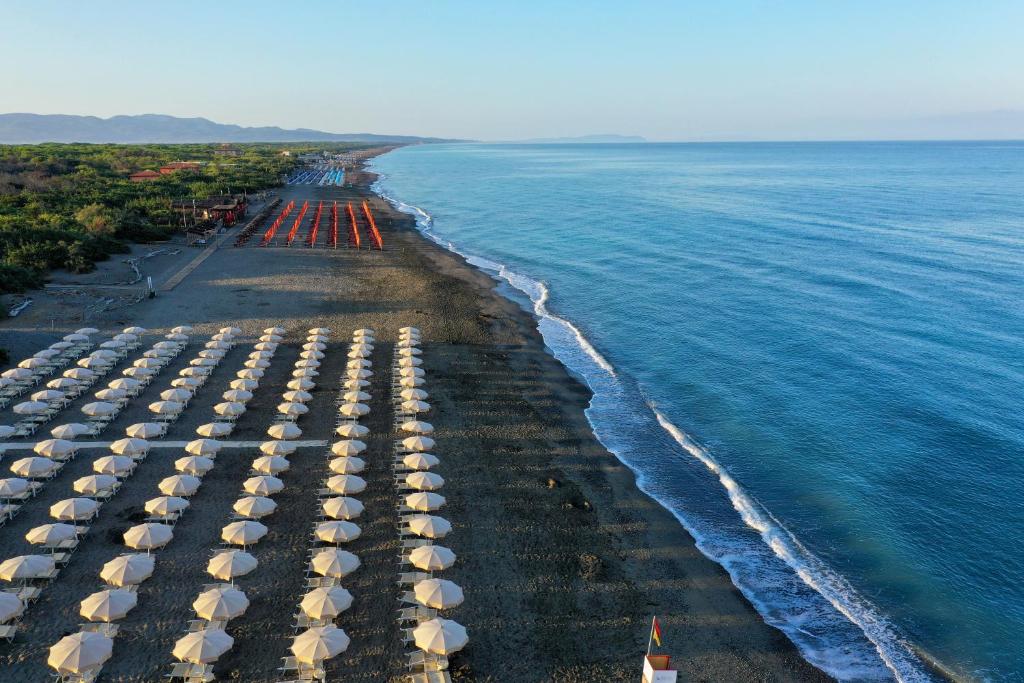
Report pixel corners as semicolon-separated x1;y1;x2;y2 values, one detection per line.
502;134;648;144
0;113;457;144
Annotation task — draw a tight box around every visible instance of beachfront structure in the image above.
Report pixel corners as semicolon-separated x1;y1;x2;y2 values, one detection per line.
129;170;161;183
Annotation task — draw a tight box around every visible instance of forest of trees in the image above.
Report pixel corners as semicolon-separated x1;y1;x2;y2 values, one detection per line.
0;142;364;294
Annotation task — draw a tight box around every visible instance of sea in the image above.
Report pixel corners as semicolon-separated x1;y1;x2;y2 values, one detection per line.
370;141;1024;683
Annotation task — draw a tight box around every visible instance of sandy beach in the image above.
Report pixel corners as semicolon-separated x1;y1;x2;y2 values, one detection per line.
0;151;831;682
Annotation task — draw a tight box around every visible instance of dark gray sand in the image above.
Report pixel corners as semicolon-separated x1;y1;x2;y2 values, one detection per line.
0;160;831;681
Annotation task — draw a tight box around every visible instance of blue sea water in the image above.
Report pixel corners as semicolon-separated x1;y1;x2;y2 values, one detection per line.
370;142;1024;682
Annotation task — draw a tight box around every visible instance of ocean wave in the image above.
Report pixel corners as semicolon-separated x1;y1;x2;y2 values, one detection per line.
370;167;930;683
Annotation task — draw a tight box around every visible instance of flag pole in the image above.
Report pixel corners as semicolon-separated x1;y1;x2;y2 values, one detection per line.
647;616;655;656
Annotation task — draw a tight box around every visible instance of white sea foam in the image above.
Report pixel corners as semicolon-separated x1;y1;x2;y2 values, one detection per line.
370;165;932;683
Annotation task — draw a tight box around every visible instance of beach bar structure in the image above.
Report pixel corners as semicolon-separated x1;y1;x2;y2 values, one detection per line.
171;194;248;228
642;655;677;683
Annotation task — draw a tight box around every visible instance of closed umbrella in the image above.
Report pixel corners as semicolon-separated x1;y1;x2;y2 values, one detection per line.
233;496;276;519
259;441;296;456
175;456;214;476
159;474;201;497
406;472;445;492
186;439;222;456
315;520;361;544
335;424;369;438
409;545;456;572
26;523;78;547
404;492;446;512
267;423;301;440
331;440;366;456
125;423;163;439
161;388;193;402
34;439;76;458
14;401;49;415
412;618;468;655
0;554;55;581
342;390;371;403
243;476;284;496
287;378;314;391
123;523;173;551
50;497;100;521
401;420;434;434
251;455;289;475
221;520;267;547
403;453;440;471
321;496;364;520
338;402;369;418
173;629;233;664
300;586;353;620
74;474;118;496
207;550;257;582
325;475;366;495
402;436;436;452
0;592;24;623
110;438;150;456
144;496;189;516
230;378;259;391
48;631;112;676
0;478;29;497
214;402;245;417
193;587;249;621
407;514;452;539
11;457;58;478
222;389;253;403
414;578;464;609
277;402;308;417
291;626;350;665
93;455;134;476
196;422;232;438
99;553;154;586
328;457;365;475
310;548;360;578
80;588;137;622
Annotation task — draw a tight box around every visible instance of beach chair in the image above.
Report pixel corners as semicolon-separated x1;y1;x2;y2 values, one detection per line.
408;672;452;683
0;623;17;642
397;606;437;624
398;572;432;585
405;651;448;671
79;622;118;637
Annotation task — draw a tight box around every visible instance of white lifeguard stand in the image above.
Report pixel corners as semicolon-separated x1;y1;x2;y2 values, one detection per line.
642;654;678;683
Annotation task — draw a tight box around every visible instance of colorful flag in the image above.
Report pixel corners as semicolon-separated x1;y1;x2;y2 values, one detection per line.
652;616;663;647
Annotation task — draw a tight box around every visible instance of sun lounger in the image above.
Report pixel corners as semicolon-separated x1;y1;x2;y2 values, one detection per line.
0;623;17;642
166;662;214;682
405;651;448;671
397;606;437;623
79;622;118;637
398;572;432;585
5;586;41;602
408;672;452;683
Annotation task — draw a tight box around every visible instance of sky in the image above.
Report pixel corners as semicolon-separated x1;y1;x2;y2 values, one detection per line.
1;0;1022;141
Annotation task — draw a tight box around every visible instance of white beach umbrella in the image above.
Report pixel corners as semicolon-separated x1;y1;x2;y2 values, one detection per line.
406;472;445;492
80;589;137;622
14;401;49;415
214;401;245;417
325;474;366;495
99;340;125;350
171;377;203;389
197;422;232;438
315;520;361;544
401;436;436;452
264;327;286;335
352;334;374;343
267;423;301;440
347;345;372;358
108;377;141;391
401;420;434;434
414;578;464;609
122;367;155;378
248;350;273;360
175;456;215;476
191;357;219;367
123;523;173;551
401;400;431;414
110;438;150;457
207;550;257;582
328;457;365;475
282;390;312;403
47;378;80;390
158;474;201;497
400;388;429;401
293;368;319;378
11;457;58;478
149;400;184;415
412;618;469;655
403;453;440;471
207;340;232;350
308;327;331;335
335;423;370;438
154;341;179;351
237;368;264;380
295;359;320;369
0;592;24;623
166;333;189;342
354;328;376;336
0;477;30;497
219;326;241;335
302;341;326;351
3;368;33;381
290;626;350;665
75;327;100;335
63;334;89;343
346;358;370;369
299;350;324;360
93;455;134;476
193;586;249;621
399;346;423;356
321;496;364;520
99;553;154;587
400;367;425;378
310;548;360;578
331;440;366;456
399;356;424;368
134;357;164;369
144;496;190;516
277;401;309;417
220;520;267;547
76;357;109;370
125;423;164;439
34;348;60;359
253;341;277;351
161;388;193;402
186;439;223;456
34;439;76;458
0;554;55;581
243;475;284;496
251;455;289;475
26;522;78;547
342;390;371;403
50;497;100;521
403;495;445;520
338;402;369;418
243;358;270;369
259;334;283;343
123;326;146;335
50;341;75;350
180;366;213;378
230;378;259;391
0;424;14;438
173;628;233;664
171;325;194;335
346;369;371;380
306;334;328;343
259;440;296;456
232;496;277;519
287;378;314;391
74;474;118;496
407;514;452;539
400;376;426;388
300;586;352;620
93;388;126;402
399;327;420;335
113;333;138;343
48;631;113;676
409;544;456;571
223;389;253;403
31;389;65;402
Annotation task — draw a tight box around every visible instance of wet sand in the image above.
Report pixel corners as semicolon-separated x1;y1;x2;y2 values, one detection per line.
0;155;832;681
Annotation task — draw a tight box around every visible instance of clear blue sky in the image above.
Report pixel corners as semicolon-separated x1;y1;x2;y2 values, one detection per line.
1;1;1022;140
